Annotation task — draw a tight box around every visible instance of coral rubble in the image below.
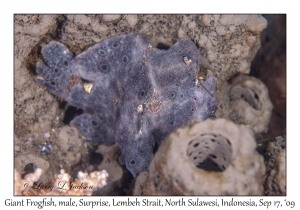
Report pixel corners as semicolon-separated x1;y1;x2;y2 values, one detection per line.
262;134;286;195
15;168;108;196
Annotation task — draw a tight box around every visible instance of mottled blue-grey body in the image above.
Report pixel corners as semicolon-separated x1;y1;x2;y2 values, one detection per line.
35;33;217;177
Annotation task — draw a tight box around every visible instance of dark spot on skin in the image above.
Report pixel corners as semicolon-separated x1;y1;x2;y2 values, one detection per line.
112;42;119;48
91;120;98;126
54;68;58;73
101;65;107;70
122;55;129;63
211;138;215;142
193;143;199;147
209;154;217;159
64;61;69;66
130;160;136;165
100;64;110;73
99;50;106;56
50;81;55;86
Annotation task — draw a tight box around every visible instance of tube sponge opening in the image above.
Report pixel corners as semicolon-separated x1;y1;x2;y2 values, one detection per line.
134;118;265;195
186;133;232;172
217;74;273;135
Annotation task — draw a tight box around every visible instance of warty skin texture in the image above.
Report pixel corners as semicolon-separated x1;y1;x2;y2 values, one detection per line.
35;32;217;177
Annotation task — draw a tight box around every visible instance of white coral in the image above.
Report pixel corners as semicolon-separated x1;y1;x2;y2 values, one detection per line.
135;118;265;195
